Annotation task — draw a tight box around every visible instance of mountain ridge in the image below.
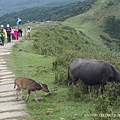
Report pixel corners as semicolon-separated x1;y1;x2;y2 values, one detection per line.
0;0;84;16
0;0;96;26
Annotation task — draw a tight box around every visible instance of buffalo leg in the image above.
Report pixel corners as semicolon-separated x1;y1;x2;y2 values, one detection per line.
88;86;92;99
100;84;104;94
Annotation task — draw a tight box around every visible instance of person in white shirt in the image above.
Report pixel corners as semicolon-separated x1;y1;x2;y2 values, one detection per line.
26;26;31;38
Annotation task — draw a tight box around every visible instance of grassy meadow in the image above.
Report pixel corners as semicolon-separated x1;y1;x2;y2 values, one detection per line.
7;23;120;120
63;0;120;49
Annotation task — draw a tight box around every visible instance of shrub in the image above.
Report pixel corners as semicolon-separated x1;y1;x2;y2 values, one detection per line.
67;81;89;101
90;82;120;120
104;16;120;39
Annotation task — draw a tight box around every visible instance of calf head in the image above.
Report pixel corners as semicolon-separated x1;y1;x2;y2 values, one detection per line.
39;83;50;93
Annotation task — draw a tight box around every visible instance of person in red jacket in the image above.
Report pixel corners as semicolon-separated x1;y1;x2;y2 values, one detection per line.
6;24;12;42
14;27;18;40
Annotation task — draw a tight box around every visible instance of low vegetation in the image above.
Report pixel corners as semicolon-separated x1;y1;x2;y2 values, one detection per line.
105;16;120;38
7;23;120;120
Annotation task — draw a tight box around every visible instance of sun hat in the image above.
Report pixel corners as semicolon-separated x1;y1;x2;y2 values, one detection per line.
7;24;9;27
1;25;4;27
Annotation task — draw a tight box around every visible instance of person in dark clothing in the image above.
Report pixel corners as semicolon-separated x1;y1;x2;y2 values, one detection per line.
6;24;12;42
18;25;22;37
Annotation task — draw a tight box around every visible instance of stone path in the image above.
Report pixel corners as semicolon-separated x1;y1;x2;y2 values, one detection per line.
0;40;28;119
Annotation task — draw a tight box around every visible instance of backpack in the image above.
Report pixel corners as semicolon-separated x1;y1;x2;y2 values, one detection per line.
0;29;4;38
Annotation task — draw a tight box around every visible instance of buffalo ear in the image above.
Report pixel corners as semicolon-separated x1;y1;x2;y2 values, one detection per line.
39;82;43;87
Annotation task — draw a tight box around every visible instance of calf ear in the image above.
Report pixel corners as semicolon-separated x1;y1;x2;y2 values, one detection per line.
39;82;43;87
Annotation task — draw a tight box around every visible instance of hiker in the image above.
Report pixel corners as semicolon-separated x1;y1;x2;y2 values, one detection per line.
16;18;22;26
14;27;18;40
11;26;15;40
6;24;12;43
26;26;31;38
0;25;7;46
18;25;22;37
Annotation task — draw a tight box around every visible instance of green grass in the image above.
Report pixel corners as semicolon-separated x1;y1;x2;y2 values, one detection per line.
7;38;93;120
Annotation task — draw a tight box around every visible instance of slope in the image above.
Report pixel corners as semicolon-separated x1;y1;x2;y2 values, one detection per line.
63;0;120;50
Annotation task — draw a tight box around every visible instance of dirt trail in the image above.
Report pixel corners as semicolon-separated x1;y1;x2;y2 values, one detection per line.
0;38;28;119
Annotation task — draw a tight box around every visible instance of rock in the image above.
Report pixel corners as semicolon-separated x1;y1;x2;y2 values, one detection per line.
33;97;44;102
60;118;66;120
45;111;51;115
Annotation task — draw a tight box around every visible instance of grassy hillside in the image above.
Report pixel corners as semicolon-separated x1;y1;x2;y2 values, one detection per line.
63;0;120;51
7;22;120;120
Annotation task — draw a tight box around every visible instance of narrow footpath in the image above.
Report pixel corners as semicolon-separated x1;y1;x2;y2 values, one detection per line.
0;39;28;119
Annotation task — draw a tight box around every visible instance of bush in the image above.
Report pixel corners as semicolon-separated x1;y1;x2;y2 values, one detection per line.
104;16;120;39
53;50;80;69
104;82;120;107
67;81;89;101
55;69;68;85
90;82;120;120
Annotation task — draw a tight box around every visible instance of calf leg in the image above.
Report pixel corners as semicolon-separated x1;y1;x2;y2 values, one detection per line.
16;88;21;100
19;90;25;99
26;90;31;102
32;91;38;102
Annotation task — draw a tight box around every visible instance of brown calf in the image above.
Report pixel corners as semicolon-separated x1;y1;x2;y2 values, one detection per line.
14;77;50;102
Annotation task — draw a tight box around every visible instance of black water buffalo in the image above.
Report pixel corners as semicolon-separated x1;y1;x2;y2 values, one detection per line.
68;58;120;93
